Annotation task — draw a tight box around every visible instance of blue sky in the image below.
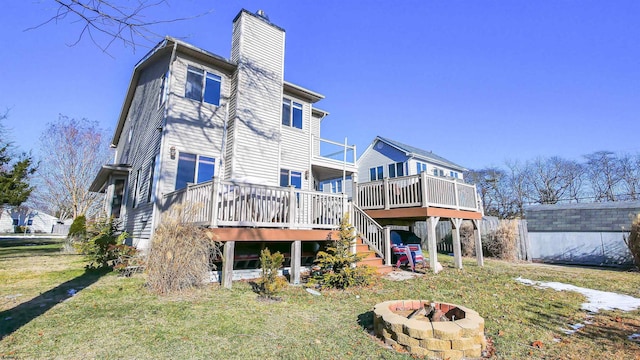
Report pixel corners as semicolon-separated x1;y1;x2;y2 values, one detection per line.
1;1;639;170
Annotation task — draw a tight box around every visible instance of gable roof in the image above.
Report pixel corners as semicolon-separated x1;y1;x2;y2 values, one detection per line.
376;136;466;171
111;36;324;147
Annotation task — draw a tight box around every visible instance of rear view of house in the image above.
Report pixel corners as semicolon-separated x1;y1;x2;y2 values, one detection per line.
90;9;357;251
90;9;485;286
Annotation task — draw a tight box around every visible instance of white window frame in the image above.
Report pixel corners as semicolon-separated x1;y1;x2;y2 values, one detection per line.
175;152;216;190
416;162;427;174
369;166;384;181
185;65;222;106
282;98;303;129
388;162;404;178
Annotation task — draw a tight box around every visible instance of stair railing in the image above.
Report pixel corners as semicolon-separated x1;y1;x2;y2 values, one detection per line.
352;203;391;265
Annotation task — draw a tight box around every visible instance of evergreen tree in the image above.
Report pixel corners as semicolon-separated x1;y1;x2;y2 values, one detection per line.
0;112;36;212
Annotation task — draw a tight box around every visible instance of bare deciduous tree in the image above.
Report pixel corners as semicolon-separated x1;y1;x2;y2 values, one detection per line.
524;157;583;205
619;153;640;201
27;1;212;53
33;115;111;220
584;151;621;202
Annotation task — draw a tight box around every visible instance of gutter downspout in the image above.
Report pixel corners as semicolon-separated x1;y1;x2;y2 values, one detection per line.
150;40;179;236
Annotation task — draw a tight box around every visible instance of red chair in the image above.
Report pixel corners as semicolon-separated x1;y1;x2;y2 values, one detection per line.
392;244;425;271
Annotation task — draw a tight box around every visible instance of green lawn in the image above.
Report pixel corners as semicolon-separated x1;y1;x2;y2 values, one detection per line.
1;239;639;359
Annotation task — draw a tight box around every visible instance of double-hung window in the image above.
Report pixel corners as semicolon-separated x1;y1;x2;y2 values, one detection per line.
416;162;427;174
175;153;216;190
450;171;459;179
280;169;302;188
388;162;404;178
433;168;445;177
369;166;383;181
282;99;303;129
185;66;221;106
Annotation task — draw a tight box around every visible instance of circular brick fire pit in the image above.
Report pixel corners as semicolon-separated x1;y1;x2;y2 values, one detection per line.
373;300;486;359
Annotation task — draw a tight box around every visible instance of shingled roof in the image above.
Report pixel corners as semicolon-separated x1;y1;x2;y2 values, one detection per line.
376;136;466;171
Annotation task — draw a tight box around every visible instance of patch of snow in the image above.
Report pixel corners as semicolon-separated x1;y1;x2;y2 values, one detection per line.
569;323;584;330
559;328;577;335
515;277;640;313
629;333;640;341
67;288;77;296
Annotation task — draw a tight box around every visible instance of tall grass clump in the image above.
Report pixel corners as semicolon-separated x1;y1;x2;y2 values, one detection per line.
483;220;517;261
146;204;221;294
623;213;640;269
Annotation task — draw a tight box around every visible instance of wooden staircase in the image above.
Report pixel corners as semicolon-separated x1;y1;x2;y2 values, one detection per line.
355;237;393;274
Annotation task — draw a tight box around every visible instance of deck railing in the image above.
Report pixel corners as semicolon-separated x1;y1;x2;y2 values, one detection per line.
160;178;347;229
312;135;356;165
356;172;480;212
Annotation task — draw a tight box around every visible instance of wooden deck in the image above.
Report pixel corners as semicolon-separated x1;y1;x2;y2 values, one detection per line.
355;172;481;214
158;173;484;285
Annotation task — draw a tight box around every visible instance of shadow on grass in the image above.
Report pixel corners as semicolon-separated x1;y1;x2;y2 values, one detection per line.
357;311;374;332
0;268;108;340
0;238;63;248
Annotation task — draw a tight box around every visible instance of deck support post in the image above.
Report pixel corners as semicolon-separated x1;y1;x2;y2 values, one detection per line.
290;240;301;285
352;179;359;206
210;176;220;228
221;241;235;289
384;226;392;266
383;178;390;210
426;216;441;273
472;219;484;267
450;218;463;269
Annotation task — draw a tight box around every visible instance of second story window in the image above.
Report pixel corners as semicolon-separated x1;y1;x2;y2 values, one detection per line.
416;162;427;174
433;168;445;177
175;152;216;190
369;166;383;181
388;162;404;178
450;171;459;179
185;66;221;106
282;99;303;129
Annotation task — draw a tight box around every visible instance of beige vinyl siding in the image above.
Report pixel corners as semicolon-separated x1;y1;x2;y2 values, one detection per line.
159;53;231;194
227;11;284;185
115;55;170;245
280;96;311;190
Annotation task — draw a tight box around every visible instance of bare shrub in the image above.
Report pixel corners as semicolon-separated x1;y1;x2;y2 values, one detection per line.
146;204;221;295
460;221;476;257
483;220;517;261
623;213;640;268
